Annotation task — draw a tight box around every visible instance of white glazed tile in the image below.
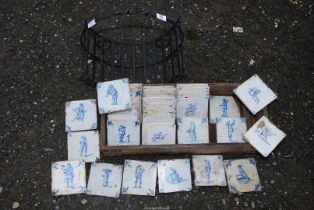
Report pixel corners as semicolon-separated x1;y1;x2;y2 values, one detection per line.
121;160;157;196
176;98;208;118
224;158;261;193
86;163;123;198
107;121;140;146
233;74;277;115
244;116;286;157
51;160;86;196
65;99;97;132
67;130;100;162
192;155;227;186
216;117;247;143
142;122;176;145
157;159;192;193
209;96;240;123
97;78;131;114
177;117;209;144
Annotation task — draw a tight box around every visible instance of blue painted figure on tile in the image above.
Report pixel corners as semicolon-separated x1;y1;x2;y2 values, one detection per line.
186;121;196;142
106;84;118;105
126;134;131;143
79;136;93;157
134;165;145;188
152;132;168;143
236;165;251;184
102;169;112;188
166;167;187;184
118;125;126;143
60;163;75;188
256;126;271;146
135;90;141;96
219;98;229;117
248;87;261;104
226;120;235;142
204;160;213;183
184;103;197;116
73;103;87;122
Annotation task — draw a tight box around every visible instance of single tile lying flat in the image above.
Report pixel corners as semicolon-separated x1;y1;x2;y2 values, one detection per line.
177;117;209;144
67;130;100;162
233;74;277;115
107;97;141;121
121;160;157;196
51;160;86;196
176;98;208;119
97;78;131;114
244;116;286;157
192;155;227;186
107;121;140;146
86;163;123;198
209;96;240;123
65;99;97;132
158;159;192;193
216;117;247;143
142;122;176;145
224;158;261;193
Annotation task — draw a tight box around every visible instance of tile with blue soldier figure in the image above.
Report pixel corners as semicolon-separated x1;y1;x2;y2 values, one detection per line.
177;117;209;144
244;116;286;157
157;159;192;193
216;117;247;143
142;122;176;145
97;78;132;114
224;158;261;193
192;155;227;186
209;96;241;123
86;163;123;198
176;98;208;119
121;160;157;196
233;74;277;115
107;120;140;146
51;160;86;196
67;130;100;162
65;99;97;132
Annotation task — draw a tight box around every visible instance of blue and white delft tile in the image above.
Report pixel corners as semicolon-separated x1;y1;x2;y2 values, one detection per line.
143;85;177;98
192;155;227;186
223;158;261;193
121;160;157;196
157;159;192;193
97;78;132;114
65;99;97;132
244;116;286;157
129;83;143;97
107;120;140;146
176;98;209;119
142;122;176;145
209;96;241;123
177;117;209;144
176;84;210;99
67;130;100;162
107;97;141;121
216;117;247;143
86;163;123;198
51;160;86;196
233;74;278;115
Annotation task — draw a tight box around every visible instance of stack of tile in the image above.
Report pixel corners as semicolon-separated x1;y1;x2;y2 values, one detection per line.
142;85;177;145
176;84;210;144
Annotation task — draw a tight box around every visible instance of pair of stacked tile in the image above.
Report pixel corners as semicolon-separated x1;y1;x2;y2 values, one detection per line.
176;84;210;144
142;85;177;145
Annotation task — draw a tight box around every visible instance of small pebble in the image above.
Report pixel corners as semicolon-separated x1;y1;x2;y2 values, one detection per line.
0;186;3;193
251;201;256;208
81;199;88;205
12;201;20;209
270;180;276;184
221;198;227;205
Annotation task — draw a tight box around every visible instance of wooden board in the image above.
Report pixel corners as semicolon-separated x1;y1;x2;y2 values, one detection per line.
99;83;268;156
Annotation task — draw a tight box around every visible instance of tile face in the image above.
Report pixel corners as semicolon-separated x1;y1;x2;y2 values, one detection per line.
233;74;277;115
142;98;176;123
142;122;176;145
216;118;247;143
107;121;140;146
157;159;192;193
65;99;97;132
244;116;286;157
192;155;227;186
51;160;86;196
224;158;261;193
209;96;240;123
67;130;100;162
176;98;208;119
121;160;157;196
86;163;123;198
97;78;131;114
107;97;141;121
177;117;209;144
